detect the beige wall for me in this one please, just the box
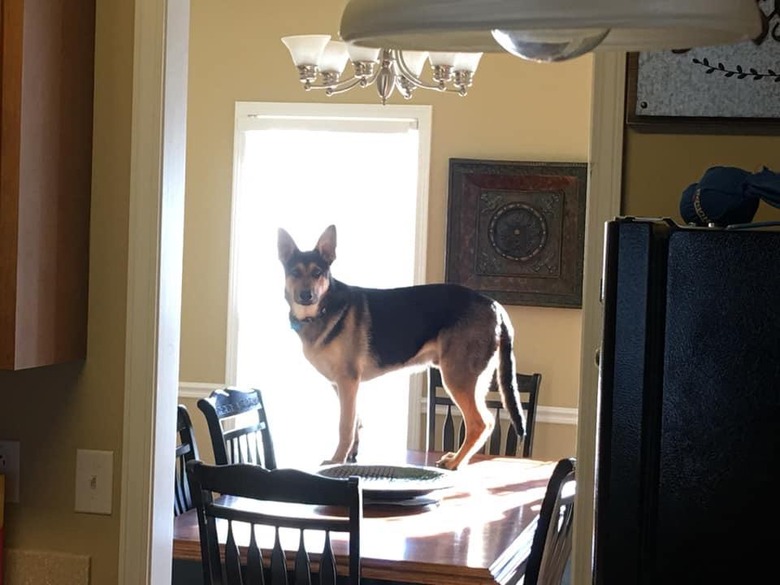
[180,0,592,463]
[0,1,134,583]
[624,130,780,219]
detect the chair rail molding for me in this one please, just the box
[178,381,226,400]
[181,383,579,426]
[427,399,578,426]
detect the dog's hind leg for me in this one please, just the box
[435,369,494,470]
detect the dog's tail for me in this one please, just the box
[496,309,525,439]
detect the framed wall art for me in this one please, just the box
[445,159,587,309]
[626,0,780,133]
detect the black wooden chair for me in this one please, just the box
[197,387,277,469]
[175,405,200,516]
[426,367,542,458]
[187,460,362,585]
[524,457,576,585]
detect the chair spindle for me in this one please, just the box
[293,530,311,584]
[270,526,288,584]
[246,526,265,584]
[225,520,243,584]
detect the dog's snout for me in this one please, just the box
[298,289,313,303]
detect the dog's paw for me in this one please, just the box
[320,458,349,466]
[435,452,460,470]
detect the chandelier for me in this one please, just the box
[281,35,483,105]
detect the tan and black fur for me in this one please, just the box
[277,224,525,470]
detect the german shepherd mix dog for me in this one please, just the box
[277,225,525,470]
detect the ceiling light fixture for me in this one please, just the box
[281,35,483,105]
[339,0,762,63]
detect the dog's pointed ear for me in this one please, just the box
[277,228,299,265]
[316,225,337,265]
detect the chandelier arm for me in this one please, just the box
[302,68,379,94]
[326,77,372,95]
[307,76,365,93]
[393,50,460,93]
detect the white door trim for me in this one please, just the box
[118,0,189,583]
[223,101,432,451]
[116,2,621,578]
[573,51,626,585]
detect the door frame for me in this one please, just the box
[118,0,189,583]
[117,2,625,579]
[573,51,626,585]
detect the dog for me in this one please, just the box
[277,224,525,470]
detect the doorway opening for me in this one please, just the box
[227,102,432,467]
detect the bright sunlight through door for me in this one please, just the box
[229,103,431,468]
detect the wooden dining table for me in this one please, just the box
[172,450,557,585]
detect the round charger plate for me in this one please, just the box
[316,463,454,501]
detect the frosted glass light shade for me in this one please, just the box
[454,52,483,72]
[340,0,762,57]
[319,40,351,73]
[399,50,429,76]
[427,52,458,67]
[281,35,331,66]
[346,42,382,63]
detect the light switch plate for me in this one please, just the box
[74,449,113,515]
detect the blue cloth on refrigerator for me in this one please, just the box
[679,165,780,226]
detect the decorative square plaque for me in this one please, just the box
[445,159,587,308]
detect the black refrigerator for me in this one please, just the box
[594,217,780,584]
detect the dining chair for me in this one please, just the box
[426,367,542,458]
[524,457,576,585]
[174,404,200,516]
[187,460,362,585]
[197,387,277,469]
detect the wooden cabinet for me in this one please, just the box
[0,0,95,370]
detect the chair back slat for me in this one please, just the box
[225,520,244,585]
[505,424,518,455]
[188,461,362,585]
[198,388,277,469]
[174,455,190,516]
[442,405,455,452]
[225,434,261,466]
[320,532,338,585]
[246,528,265,585]
[293,532,311,584]
[457,418,466,450]
[175,405,200,516]
[488,406,502,455]
[246,432,263,466]
[524,457,576,585]
[427,368,542,458]
[270,528,287,585]
[227,437,239,465]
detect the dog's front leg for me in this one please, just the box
[348,416,363,463]
[326,377,360,464]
